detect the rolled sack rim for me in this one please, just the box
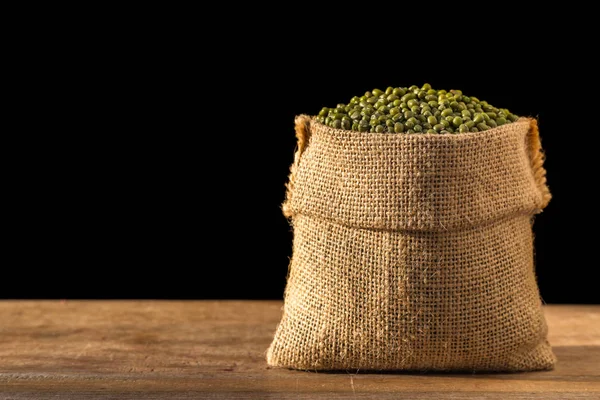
[284,116,550,232]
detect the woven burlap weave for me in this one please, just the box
[267,116,555,372]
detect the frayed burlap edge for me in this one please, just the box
[527,118,551,209]
[282,115,311,219]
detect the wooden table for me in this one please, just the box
[0,301,598,399]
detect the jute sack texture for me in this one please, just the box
[267,115,555,372]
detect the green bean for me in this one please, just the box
[441,109,453,117]
[433,124,445,132]
[473,114,485,124]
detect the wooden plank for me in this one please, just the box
[0,301,598,399]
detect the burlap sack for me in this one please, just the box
[267,115,556,372]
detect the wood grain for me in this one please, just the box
[0,301,598,399]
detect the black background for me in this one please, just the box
[6,17,598,303]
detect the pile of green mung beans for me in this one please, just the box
[315,83,519,134]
